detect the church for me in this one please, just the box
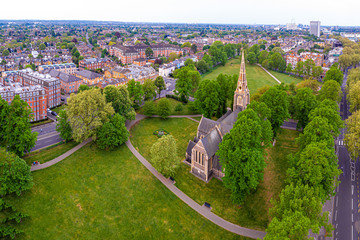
[185,52,250,182]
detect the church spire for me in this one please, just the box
[233,51,250,111]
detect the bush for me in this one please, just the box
[187,101,198,112]
[174,103,184,112]
[166,94,188,103]
[143,101,156,116]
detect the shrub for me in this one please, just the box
[174,103,184,112]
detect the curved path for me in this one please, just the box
[126,114,266,239]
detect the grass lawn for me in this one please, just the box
[201,58,279,94]
[51,104,67,113]
[23,141,79,165]
[191,116,202,121]
[11,143,246,240]
[267,70,303,85]
[137,98,200,116]
[130,117,300,230]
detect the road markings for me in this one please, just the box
[353,185,354,195]
[335,210,338,221]
[352,198,354,210]
[336,196,339,207]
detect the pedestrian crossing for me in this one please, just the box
[338,140,345,146]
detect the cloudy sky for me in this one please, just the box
[2,0,358,26]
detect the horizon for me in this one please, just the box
[3,0,360,27]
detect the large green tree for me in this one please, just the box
[318,80,342,103]
[292,87,318,130]
[150,135,179,177]
[157,98,171,119]
[96,114,129,150]
[260,86,289,137]
[2,95,37,157]
[56,109,72,142]
[67,88,114,142]
[345,110,360,160]
[142,79,157,101]
[324,64,344,85]
[127,79,144,109]
[174,66,200,102]
[154,76,166,98]
[104,85,135,120]
[217,109,270,204]
[194,79,220,118]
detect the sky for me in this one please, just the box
[2,0,359,26]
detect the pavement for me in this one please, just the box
[256,64,281,84]
[30,138,92,171]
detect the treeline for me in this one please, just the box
[345,68,360,161]
[263,83,343,239]
[196,41,241,74]
[0,96,37,238]
[337,37,360,69]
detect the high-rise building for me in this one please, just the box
[310,21,321,37]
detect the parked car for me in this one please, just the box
[51,111,57,116]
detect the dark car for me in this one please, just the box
[51,111,57,116]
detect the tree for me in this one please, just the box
[38,43,46,51]
[67,88,114,142]
[168,52,178,62]
[324,64,344,85]
[104,85,135,120]
[174,66,200,102]
[191,44,197,53]
[303,59,315,77]
[348,81,360,112]
[339,54,353,69]
[318,80,342,103]
[0,150,33,196]
[258,50,269,64]
[154,76,166,98]
[2,95,37,157]
[296,79,320,93]
[294,61,304,77]
[312,66,323,79]
[0,97,9,144]
[202,54,213,68]
[217,109,269,204]
[292,87,318,130]
[297,116,334,151]
[345,110,360,160]
[194,79,220,118]
[308,99,343,137]
[157,98,171,119]
[265,183,331,240]
[247,52,257,64]
[196,59,209,74]
[287,142,341,201]
[269,52,286,72]
[143,101,156,116]
[286,63,293,73]
[96,114,129,150]
[260,86,289,137]
[184,58,194,67]
[181,42,191,48]
[142,79,157,101]
[145,47,153,58]
[78,84,91,92]
[56,109,72,142]
[150,135,179,177]
[127,79,144,109]
[2,49,9,57]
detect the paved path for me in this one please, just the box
[126,115,266,239]
[30,138,92,172]
[256,64,281,84]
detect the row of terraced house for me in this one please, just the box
[109,43,183,64]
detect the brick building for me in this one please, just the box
[109,43,182,65]
[42,69,83,94]
[74,70,104,86]
[38,63,77,75]
[79,58,108,70]
[16,69,61,108]
[0,80,47,121]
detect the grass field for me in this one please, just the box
[23,141,79,165]
[11,142,246,240]
[201,58,303,94]
[267,70,303,85]
[51,104,67,114]
[137,98,200,116]
[130,117,300,230]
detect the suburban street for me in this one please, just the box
[333,69,359,240]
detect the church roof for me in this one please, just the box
[198,117,218,135]
[201,128,222,157]
[186,140,197,156]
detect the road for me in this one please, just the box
[333,68,359,240]
[31,113,62,152]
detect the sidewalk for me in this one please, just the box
[256,64,281,84]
